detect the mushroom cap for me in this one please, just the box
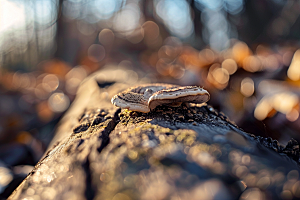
[111,84,178,113]
[111,84,210,113]
[111,92,150,113]
[148,86,209,110]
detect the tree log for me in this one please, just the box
[9,68,300,200]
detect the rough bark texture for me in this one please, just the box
[8,68,300,200]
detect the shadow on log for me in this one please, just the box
[9,68,300,200]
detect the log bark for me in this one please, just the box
[9,68,300,200]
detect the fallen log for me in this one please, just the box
[9,68,300,200]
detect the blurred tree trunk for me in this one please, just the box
[8,68,300,200]
[54,0,81,65]
[54,0,64,59]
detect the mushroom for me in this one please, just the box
[111,91,150,113]
[148,86,210,110]
[111,84,210,113]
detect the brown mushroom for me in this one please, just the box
[111,84,210,113]
[148,86,210,110]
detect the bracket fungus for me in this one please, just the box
[111,84,210,113]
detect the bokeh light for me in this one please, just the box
[42,74,59,93]
[221,59,237,75]
[241,78,254,97]
[99,29,115,46]
[48,92,70,113]
[113,3,141,36]
[92,0,123,20]
[155,0,194,39]
[254,92,299,121]
[88,44,106,62]
[287,49,300,81]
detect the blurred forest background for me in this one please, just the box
[1,0,300,198]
